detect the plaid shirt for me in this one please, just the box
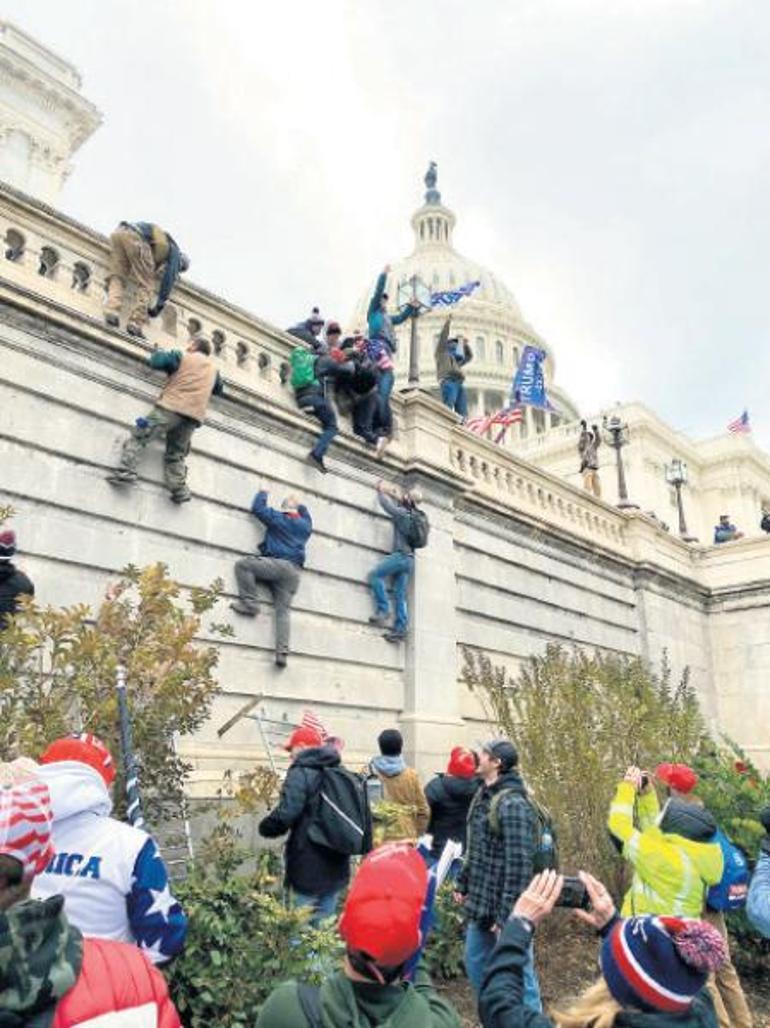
[457,771,536,929]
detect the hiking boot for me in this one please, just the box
[170,489,191,504]
[106,470,137,485]
[104,313,120,328]
[126,323,146,339]
[307,452,328,474]
[275,652,288,669]
[384,630,407,643]
[368,615,389,628]
[230,600,259,617]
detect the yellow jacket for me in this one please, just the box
[608,781,723,917]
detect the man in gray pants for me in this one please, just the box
[231,489,312,668]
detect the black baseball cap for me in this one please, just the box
[481,738,518,771]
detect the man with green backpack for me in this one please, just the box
[289,344,354,473]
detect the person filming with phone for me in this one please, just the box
[479,869,728,1028]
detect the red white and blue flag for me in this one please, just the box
[727,410,751,435]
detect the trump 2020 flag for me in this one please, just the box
[430,280,481,308]
[510,345,553,410]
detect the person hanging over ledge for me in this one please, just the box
[231,488,313,668]
[104,221,190,338]
[435,314,473,418]
[714,514,744,544]
[107,338,223,504]
[368,480,429,643]
[290,344,354,473]
[0,529,34,630]
[578,420,602,498]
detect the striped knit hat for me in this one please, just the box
[0,759,55,881]
[601,916,727,1013]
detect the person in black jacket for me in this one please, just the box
[425,747,479,872]
[479,870,726,1028]
[259,726,354,925]
[337,340,381,446]
[0,530,34,629]
[293,349,355,473]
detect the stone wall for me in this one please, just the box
[1,184,768,790]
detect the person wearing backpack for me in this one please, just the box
[424,746,480,873]
[655,763,753,1028]
[259,725,368,925]
[290,345,354,473]
[368,480,429,643]
[748,806,770,937]
[256,842,461,1028]
[454,739,542,1009]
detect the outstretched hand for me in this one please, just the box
[511,870,563,927]
[573,871,616,931]
[624,766,643,791]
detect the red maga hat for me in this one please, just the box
[447,746,476,779]
[655,763,698,795]
[283,726,324,751]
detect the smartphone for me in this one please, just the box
[640,773,650,790]
[556,876,591,910]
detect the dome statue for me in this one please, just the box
[348,167,579,444]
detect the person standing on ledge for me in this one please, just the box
[104,221,189,338]
[107,338,223,504]
[578,419,602,498]
[714,514,744,544]
[0,529,34,630]
[366,264,422,453]
[231,488,313,668]
[368,480,429,643]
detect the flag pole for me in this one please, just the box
[116,664,146,830]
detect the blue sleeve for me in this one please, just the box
[479,919,550,1028]
[126,837,187,964]
[250,490,284,528]
[377,492,401,518]
[390,305,416,327]
[148,350,182,374]
[748,852,770,938]
[367,272,387,319]
[297,506,313,532]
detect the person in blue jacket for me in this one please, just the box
[366,264,422,448]
[748,807,770,937]
[231,489,313,667]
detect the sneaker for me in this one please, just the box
[230,601,259,617]
[275,653,288,669]
[170,489,191,504]
[126,323,146,339]
[384,630,407,643]
[375,436,390,459]
[368,615,389,628]
[106,470,137,485]
[104,313,120,328]
[307,452,327,474]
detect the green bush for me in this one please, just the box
[424,882,465,979]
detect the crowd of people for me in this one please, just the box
[2,720,770,1026]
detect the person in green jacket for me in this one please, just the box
[608,766,723,918]
[256,843,460,1028]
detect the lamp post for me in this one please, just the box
[602,414,637,509]
[666,458,698,542]
[398,274,431,388]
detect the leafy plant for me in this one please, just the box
[424,882,466,979]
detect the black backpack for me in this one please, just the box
[406,509,430,550]
[307,766,372,856]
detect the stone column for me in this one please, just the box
[397,390,472,776]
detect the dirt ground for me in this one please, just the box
[440,916,770,1028]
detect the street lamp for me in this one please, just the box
[666,458,698,542]
[397,274,431,388]
[602,414,638,509]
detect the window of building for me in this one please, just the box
[475,337,486,361]
[533,409,546,434]
[495,340,504,365]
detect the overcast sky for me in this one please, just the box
[6,0,770,443]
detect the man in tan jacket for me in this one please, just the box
[107,338,222,503]
[370,729,429,842]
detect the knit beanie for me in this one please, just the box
[656,763,699,794]
[0,530,16,561]
[601,916,727,1013]
[447,746,476,779]
[39,732,116,786]
[0,759,55,881]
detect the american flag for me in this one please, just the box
[300,708,328,739]
[727,410,751,435]
[465,406,523,436]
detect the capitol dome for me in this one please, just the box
[349,166,579,441]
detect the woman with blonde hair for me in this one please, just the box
[479,870,727,1028]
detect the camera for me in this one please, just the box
[556,876,591,910]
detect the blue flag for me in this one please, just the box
[430,280,481,308]
[510,345,553,410]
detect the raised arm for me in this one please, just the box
[250,490,284,528]
[367,269,388,320]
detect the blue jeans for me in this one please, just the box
[292,888,341,926]
[377,369,394,437]
[465,921,542,1010]
[369,551,414,634]
[300,394,337,459]
[440,378,468,418]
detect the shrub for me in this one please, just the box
[424,882,466,979]
[462,644,707,892]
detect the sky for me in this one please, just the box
[5,0,770,444]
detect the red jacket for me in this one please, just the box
[51,937,180,1028]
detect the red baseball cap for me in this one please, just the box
[283,726,324,751]
[40,733,116,786]
[656,763,698,795]
[447,746,476,779]
[339,843,427,967]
